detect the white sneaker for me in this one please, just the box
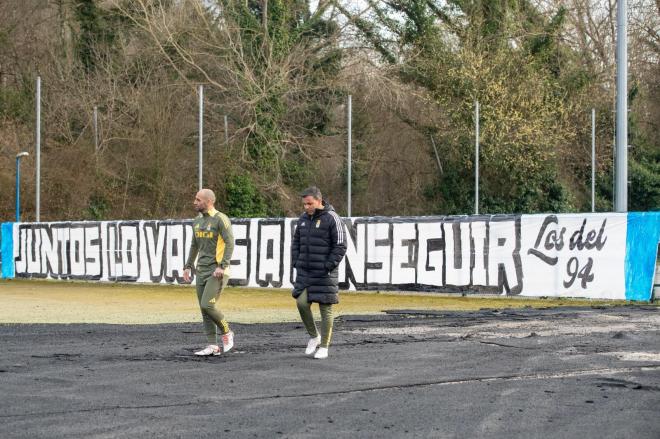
[221,331,234,353]
[194,345,221,356]
[305,336,321,355]
[314,347,328,359]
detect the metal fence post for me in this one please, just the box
[475,100,480,215]
[35,76,41,221]
[591,108,596,212]
[347,95,352,217]
[198,85,204,191]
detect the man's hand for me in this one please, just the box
[213,266,225,279]
[183,268,192,283]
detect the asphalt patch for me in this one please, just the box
[0,307,659,438]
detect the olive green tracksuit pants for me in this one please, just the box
[296,289,335,348]
[196,273,230,344]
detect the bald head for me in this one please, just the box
[198,188,216,203]
[194,188,216,213]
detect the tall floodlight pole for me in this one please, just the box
[615,0,628,212]
[198,85,203,191]
[16,152,29,222]
[612,105,616,209]
[591,108,596,212]
[35,76,41,222]
[347,95,352,218]
[475,100,480,215]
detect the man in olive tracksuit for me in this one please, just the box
[184,188,235,356]
[291,187,347,359]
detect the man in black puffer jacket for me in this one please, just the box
[292,186,347,359]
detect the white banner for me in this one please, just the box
[3,212,658,300]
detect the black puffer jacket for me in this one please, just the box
[291,202,347,304]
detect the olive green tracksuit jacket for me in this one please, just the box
[184,208,234,280]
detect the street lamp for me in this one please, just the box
[15,152,29,222]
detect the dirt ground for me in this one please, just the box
[0,279,638,324]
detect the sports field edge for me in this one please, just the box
[0,278,654,325]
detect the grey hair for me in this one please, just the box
[300,186,322,200]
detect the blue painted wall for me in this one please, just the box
[1,223,14,279]
[625,212,660,301]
